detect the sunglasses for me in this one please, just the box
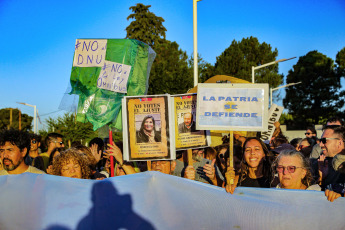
[319,137,340,144]
[276,165,303,173]
[305,132,312,135]
[31,140,37,144]
[52,141,64,145]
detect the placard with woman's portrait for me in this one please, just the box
[122,95,175,161]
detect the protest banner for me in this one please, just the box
[122,95,174,161]
[62,39,156,131]
[196,83,269,131]
[171,94,211,150]
[260,104,284,142]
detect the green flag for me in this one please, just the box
[69,39,156,130]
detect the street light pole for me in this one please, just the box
[193,0,202,87]
[270,82,302,106]
[17,102,37,134]
[252,57,296,83]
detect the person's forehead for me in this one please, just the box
[245,139,261,147]
[0,142,20,150]
[278,155,301,165]
[322,129,335,137]
[185,113,192,118]
[306,129,313,133]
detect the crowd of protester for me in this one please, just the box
[1,116,345,203]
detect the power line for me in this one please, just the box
[40,110,63,117]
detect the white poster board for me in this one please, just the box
[196,83,269,131]
[260,104,284,142]
[73,39,107,67]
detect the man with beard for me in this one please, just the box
[0,129,45,175]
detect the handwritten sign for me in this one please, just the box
[97,60,131,93]
[122,95,175,161]
[73,39,107,67]
[196,83,269,131]
[260,104,284,141]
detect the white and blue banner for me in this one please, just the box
[0,172,344,230]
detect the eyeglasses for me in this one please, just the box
[305,132,312,135]
[52,141,64,145]
[319,137,340,144]
[31,140,37,144]
[276,165,303,173]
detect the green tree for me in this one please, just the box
[188,54,215,83]
[336,47,345,77]
[126,4,193,94]
[0,108,33,132]
[148,40,192,94]
[45,113,98,146]
[214,36,283,89]
[283,51,345,127]
[126,3,166,48]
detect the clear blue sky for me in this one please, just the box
[1,0,344,131]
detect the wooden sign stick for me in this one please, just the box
[147,161,152,171]
[187,149,193,166]
[225,131,235,185]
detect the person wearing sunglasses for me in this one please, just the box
[313,125,345,190]
[24,133,42,166]
[305,126,317,138]
[273,149,320,191]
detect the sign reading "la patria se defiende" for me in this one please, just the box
[196,83,269,131]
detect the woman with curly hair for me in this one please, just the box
[52,148,91,179]
[273,149,320,190]
[226,137,272,194]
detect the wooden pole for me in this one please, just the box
[225,131,235,185]
[187,149,193,166]
[9,108,13,129]
[147,161,151,171]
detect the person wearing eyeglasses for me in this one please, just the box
[36,132,65,172]
[313,125,345,190]
[273,149,320,191]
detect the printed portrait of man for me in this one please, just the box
[178,112,196,134]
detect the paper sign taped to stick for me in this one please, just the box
[122,95,175,161]
[171,94,211,150]
[97,60,132,93]
[73,39,107,67]
[196,83,269,131]
[260,104,284,142]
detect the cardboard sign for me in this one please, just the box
[196,83,269,131]
[122,95,175,161]
[171,94,210,150]
[73,39,107,67]
[260,104,284,141]
[97,60,131,93]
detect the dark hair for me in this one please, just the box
[326,116,344,126]
[306,126,316,134]
[323,125,345,141]
[45,132,64,146]
[290,138,302,148]
[48,147,64,167]
[89,138,104,152]
[29,133,41,143]
[140,116,156,132]
[272,149,314,187]
[0,129,30,153]
[271,134,289,148]
[239,137,272,185]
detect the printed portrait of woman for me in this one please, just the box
[136,115,162,143]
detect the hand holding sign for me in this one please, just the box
[203,159,216,181]
[184,165,196,180]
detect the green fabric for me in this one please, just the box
[69,39,155,130]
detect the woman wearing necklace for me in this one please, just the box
[136,115,161,143]
[226,137,272,194]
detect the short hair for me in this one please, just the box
[326,116,344,126]
[0,129,30,152]
[29,133,41,143]
[271,134,289,148]
[306,126,316,134]
[52,148,91,179]
[323,125,345,141]
[184,112,193,120]
[48,147,64,167]
[273,149,314,187]
[290,138,302,148]
[45,133,64,146]
[89,137,104,152]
